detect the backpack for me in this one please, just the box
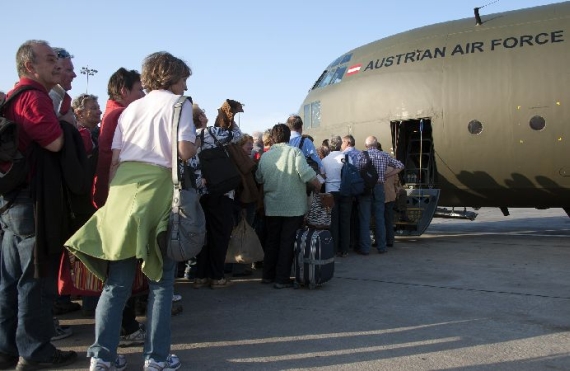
[198,127,241,195]
[0,85,36,197]
[360,151,379,194]
[339,154,364,197]
[297,136,320,174]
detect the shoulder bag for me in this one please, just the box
[167,96,207,262]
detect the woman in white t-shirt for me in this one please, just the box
[66,52,197,371]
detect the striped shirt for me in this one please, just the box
[356,148,404,183]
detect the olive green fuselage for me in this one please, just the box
[300,2,570,208]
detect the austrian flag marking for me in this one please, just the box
[346,64,362,76]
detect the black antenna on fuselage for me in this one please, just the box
[474,0,500,26]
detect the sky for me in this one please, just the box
[0,0,564,135]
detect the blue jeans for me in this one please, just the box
[384,201,395,245]
[358,184,386,253]
[0,192,57,361]
[87,256,176,363]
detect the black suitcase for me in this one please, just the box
[293,228,334,289]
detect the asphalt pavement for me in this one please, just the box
[55,208,570,370]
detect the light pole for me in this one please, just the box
[80,66,98,93]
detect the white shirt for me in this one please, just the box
[321,150,345,193]
[112,90,196,168]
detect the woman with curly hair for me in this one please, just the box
[66,51,197,371]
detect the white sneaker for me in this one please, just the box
[89,355,127,371]
[119,323,146,347]
[143,354,181,371]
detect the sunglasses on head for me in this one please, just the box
[56,49,73,59]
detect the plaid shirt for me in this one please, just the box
[357,148,404,183]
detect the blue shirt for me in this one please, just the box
[289,131,323,171]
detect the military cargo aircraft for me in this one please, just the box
[299,2,570,235]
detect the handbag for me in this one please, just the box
[166,96,207,262]
[226,212,264,264]
[306,193,334,229]
[57,250,148,296]
[198,128,241,195]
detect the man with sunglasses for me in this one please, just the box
[49,48,76,126]
[49,47,84,325]
[0,40,78,370]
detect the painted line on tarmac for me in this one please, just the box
[337,277,570,300]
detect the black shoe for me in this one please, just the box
[274,281,294,289]
[171,303,183,316]
[387,243,394,247]
[52,301,81,315]
[16,350,77,371]
[356,250,369,256]
[261,278,274,284]
[0,352,18,370]
[378,249,387,254]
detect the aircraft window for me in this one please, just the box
[468,120,483,135]
[529,115,546,131]
[311,70,328,90]
[303,104,311,130]
[340,53,352,64]
[330,66,347,85]
[318,70,335,88]
[311,101,321,128]
[302,101,321,129]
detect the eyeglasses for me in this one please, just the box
[55,48,73,59]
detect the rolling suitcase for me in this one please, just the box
[293,228,334,289]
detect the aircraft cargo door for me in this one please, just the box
[391,119,440,236]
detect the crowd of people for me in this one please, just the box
[0,39,408,371]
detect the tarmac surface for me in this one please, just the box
[54,208,570,370]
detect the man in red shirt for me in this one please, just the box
[0,40,77,370]
[92,67,144,208]
[71,94,102,157]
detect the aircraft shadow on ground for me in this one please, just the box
[438,171,567,208]
[426,215,570,235]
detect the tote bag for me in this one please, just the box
[226,215,264,264]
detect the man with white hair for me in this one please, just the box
[356,136,404,255]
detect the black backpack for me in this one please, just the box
[198,127,241,195]
[0,85,36,197]
[360,151,379,194]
